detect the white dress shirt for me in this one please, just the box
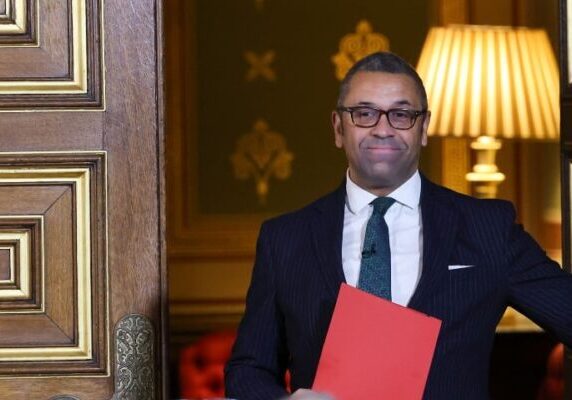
[342,171,423,306]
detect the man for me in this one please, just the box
[225,52,572,399]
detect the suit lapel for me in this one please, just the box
[310,183,346,299]
[408,177,459,310]
[308,177,459,306]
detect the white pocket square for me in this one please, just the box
[448,264,476,270]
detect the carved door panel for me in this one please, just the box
[0,1,166,399]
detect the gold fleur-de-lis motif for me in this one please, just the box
[230,119,294,205]
[332,20,390,81]
[244,50,277,82]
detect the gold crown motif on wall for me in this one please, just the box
[230,119,294,205]
[332,20,390,81]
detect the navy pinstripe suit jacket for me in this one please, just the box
[225,177,572,399]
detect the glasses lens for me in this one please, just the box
[351,107,380,127]
[388,109,416,129]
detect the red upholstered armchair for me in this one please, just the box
[178,330,237,399]
[179,330,291,399]
[537,343,564,400]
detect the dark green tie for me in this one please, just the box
[357,197,395,300]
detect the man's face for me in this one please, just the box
[332,71,430,195]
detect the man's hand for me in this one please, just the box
[288,389,335,400]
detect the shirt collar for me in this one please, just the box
[345,170,421,215]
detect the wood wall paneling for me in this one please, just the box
[166,0,263,335]
[166,0,432,342]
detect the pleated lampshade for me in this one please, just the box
[416,25,559,140]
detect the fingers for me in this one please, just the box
[288,388,335,400]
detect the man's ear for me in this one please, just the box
[332,110,343,148]
[421,110,431,147]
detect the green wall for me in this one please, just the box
[195,0,430,214]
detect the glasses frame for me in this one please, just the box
[337,106,427,130]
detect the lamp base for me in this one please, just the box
[466,172,505,198]
[465,135,505,199]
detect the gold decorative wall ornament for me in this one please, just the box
[113,314,155,400]
[231,119,294,204]
[332,20,390,81]
[244,50,276,82]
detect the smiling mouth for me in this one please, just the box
[363,146,404,161]
[366,146,402,151]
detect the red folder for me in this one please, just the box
[312,284,442,400]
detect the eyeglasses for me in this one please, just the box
[337,106,427,130]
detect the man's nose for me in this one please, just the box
[371,112,393,136]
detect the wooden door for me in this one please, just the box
[0,0,166,398]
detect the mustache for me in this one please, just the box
[361,136,407,149]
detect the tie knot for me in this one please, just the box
[371,197,395,216]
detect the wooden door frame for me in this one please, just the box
[560,0,572,397]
